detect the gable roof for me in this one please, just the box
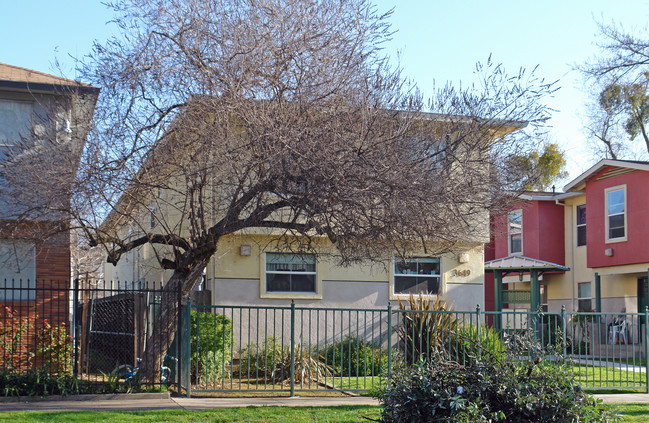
[563,159,649,192]
[484,255,569,272]
[0,63,98,95]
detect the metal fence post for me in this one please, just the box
[176,284,182,397]
[387,302,392,380]
[185,298,192,398]
[645,307,649,394]
[561,305,567,357]
[290,300,295,397]
[72,278,79,377]
[476,304,481,359]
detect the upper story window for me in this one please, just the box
[0,240,36,301]
[393,257,441,296]
[508,210,523,255]
[0,100,33,148]
[576,204,586,247]
[605,186,626,242]
[265,253,316,293]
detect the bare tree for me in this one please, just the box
[73,0,553,380]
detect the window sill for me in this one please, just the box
[389,292,439,301]
[605,237,627,244]
[260,291,322,300]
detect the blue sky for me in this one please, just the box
[2,1,649,186]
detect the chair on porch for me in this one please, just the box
[608,318,627,344]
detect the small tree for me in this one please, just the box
[582,20,649,159]
[506,142,568,191]
[69,0,553,381]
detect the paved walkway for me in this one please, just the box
[0,393,648,412]
[0,394,379,412]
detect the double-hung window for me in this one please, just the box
[393,257,441,295]
[508,210,523,255]
[265,253,316,293]
[576,204,586,247]
[0,240,36,301]
[605,186,626,242]
[0,99,33,160]
[578,282,592,312]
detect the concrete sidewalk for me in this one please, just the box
[0,394,379,412]
[0,393,648,412]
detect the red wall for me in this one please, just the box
[586,168,649,268]
[491,200,565,265]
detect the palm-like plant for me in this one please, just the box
[397,293,462,364]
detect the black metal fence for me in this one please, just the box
[0,280,182,391]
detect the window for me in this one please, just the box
[0,100,33,147]
[578,282,592,312]
[0,240,36,301]
[605,186,626,241]
[508,210,523,255]
[266,253,316,293]
[393,257,441,295]
[150,201,156,229]
[576,204,586,247]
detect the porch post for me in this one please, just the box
[595,272,601,313]
[494,270,503,331]
[530,269,540,339]
[530,269,540,313]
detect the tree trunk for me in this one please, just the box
[139,257,210,383]
[639,120,649,156]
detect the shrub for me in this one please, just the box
[322,336,387,377]
[0,307,73,373]
[376,335,615,423]
[451,324,503,365]
[542,313,590,355]
[190,311,232,384]
[36,320,73,374]
[397,294,462,364]
[240,337,333,385]
[0,307,35,370]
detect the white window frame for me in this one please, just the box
[391,256,442,298]
[576,204,586,247]
[508,209,523,255]
[261,252,320,299]
[577,281,592,312]
[0,240,36,301]
[605,185,627,243]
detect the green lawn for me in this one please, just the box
[2,403,648,422]
[0,405,381,422]
[572,365,647,389]
[609,403,649,422]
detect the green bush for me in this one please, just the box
[322,336,387,377]
[0,368,166,397]
[239,337,284,379]
[542,314,590,355]
[190,311,232,384]
[451,324,503,365]
[376,336,615,422]
[240,337,333,384]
